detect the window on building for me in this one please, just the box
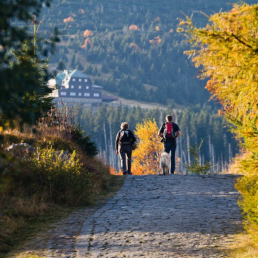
[78,93,82,96]
[84,79,88,82]
[84,93,90,97]
[60,92,67,96]
[94,93,100,97]
[71,85,74,89]
[86,86,89,89]
[72,78,75,82]
[79,79,81,82]
[79,85,81,89]
[70,92,76,96]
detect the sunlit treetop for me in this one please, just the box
[178,3,258,152]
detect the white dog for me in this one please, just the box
[160,152,170,175]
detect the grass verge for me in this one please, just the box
[226,233,258,258]
[1,175,125,258]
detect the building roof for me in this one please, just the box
[56,72,67,86]
[55,70,91,86]
[69,70,91,79]
[92,84,103,89]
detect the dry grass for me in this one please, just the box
[8,195,49,217]
[226,233,258,258]
[225,152,250,175]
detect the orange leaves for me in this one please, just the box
[149,36,162,45]
[129,43,140,51]
[63,17,74,23]
[129,25,140,31]
[110,166,122,175]
[79,9,85,14]
[181,2,258,157]
[169,29,174,33]
[154,17,161,22]
[83,29,93,37]
[81,38,93,49]
[132,119,163,175]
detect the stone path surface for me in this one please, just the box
[76,174,242,258]
[14,174,242,258]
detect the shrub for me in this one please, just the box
[5,147,108,205]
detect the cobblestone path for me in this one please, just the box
[76,174,242,258]
[14,174,242,258]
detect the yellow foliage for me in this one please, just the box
[81,38,93,49]
[155,26,160,31]
[129,25,140,31]
[132,119,163,175]
[180,3,258,241]
[180,3,258,153]
[129,43,140,51]
[149,36,162,45]
[63,17,74,23]
[83,29,93,37]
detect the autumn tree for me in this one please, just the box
[132,119,163,175]
[178,3,258,241]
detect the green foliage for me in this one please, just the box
[0,0,58,128]
[39,0,258,106]
[10,41,54,121]
[183,139,214,175]
[71,127,98,157]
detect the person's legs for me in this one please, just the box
[119,145,127,175]
[124,145,132,174]
[170,145,176,174]
[163,142,170,154]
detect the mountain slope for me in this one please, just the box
[40,0,257,106]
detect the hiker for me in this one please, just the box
[115,122,136,175]
[158,115,181,174]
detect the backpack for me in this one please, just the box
[164,122,174,140]
[119,130,131,143]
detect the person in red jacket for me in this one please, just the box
[158,115,181,174]
[115,122,136,175]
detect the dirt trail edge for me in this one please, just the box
[75,174,242,258]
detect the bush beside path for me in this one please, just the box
[12,174,242,258]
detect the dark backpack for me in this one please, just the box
[119,130,131,143]
[164,122,174,140]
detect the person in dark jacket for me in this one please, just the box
[115,122,136,175]
[158,115,181,174]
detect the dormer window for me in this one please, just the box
[84,79,88,82]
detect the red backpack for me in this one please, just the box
[164,122,174,139]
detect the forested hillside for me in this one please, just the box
[39,0,257,106]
